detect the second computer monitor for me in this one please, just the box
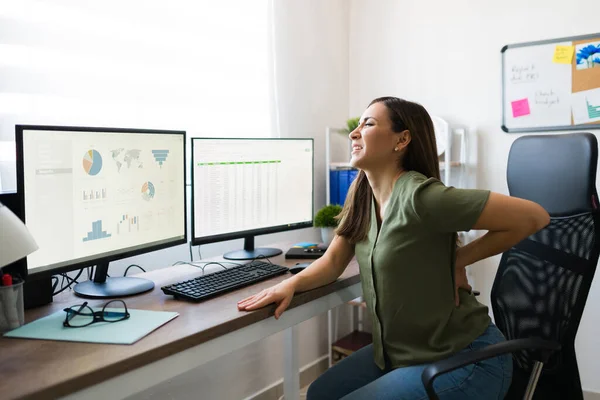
[191,138,314,260]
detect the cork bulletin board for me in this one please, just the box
[502,32,600,133]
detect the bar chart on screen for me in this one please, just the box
[152,150,170,167]
[82,188,107,201]
[82,220,112,242]
[117,214,140,234]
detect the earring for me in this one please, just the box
[394,147,398,152]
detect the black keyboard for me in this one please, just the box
[161,260,289,302]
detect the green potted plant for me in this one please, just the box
[314,204,343,245]
[345,117,360,133]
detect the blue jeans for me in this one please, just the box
[307,323,512,400]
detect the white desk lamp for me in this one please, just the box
[0,201,38,269]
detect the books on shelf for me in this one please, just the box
[329,167,358,206]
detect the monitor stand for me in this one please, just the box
[73,261,155,298]
[223,236,282,261]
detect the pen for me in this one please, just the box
[1,273,20,329]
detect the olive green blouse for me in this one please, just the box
[354,170,491,369]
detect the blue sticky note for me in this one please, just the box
[292,242,318,248]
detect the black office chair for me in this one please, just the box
[422,132,600,400]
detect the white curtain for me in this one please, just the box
[0,0,274,190]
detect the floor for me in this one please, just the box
[277,384,309,400]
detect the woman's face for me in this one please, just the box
[349,102,404,171]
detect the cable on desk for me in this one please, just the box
[51,275,59,293]
[59,271,80,288]
[224,261,244,266]
[195,260,244,267]
[188,260,254,275]
[53,268,84,296]
[191,257,279,275]
[189,261,229,275]
[187,241,203,262]
[251,254,274,264]
[124,264,146,276]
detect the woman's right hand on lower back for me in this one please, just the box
[237,278,296,319]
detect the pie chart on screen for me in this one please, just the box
[83,150,103,176]
[141,181,155,201]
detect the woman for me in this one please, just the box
[237,97,549,399]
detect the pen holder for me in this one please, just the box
[0,280,25,334]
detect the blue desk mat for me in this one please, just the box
[3,307,178,344]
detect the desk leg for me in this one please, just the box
[283,325,300,400]
[327,309,333,367]
[358,305,363,332]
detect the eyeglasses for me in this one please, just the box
[63,300,130,328]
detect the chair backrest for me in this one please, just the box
[506,133,598,214]
[491,133,600,398]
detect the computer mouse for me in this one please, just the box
[289,262,311,274]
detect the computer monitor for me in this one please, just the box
[16,125,186,299]
[191,138,314,260]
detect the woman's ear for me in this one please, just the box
[395,130,411,151]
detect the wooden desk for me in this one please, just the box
[0,242,361,400]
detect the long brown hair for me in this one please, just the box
[336,97,440,243]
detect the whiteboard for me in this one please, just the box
[502,32,600,133]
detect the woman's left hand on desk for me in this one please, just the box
[237,279,296,319]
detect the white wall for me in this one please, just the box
[272,0,350,208]
[129,1,351,398]
[349,0,600,393]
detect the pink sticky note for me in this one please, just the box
[511,98,530,118]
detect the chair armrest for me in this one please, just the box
[421,338,560,400]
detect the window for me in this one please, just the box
[0,0,272,191]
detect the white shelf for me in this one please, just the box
[329,162,353,169]
[439,161,462,170]
[330,160,463,170]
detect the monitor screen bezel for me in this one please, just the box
[15,124,188,279]
[190,137,314,246]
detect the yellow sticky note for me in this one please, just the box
[553,45,575,64]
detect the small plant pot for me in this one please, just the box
[321,227,335,246]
